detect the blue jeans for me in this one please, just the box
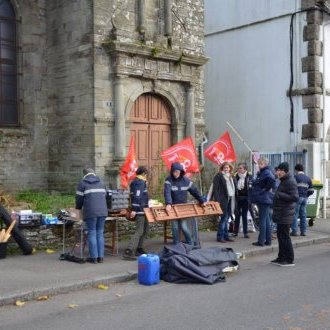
[217,198,232,241]
[257,203,272,245]
[171,219,192,245]
[291,197,307,234]
[85,216,106,259]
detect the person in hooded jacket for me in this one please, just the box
[271,162,299,266]
[164,162,205,245]
[122,166,149,260]
[75,167,108,264]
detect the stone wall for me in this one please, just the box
[46,0,95,190]
[0,0,49,192]
[1,0,206,193]
[94,0,207,185]
[301,0,324,140]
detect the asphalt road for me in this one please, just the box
[2,243,330,330]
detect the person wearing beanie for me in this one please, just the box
[271,162,299,266]
[122,166,149,260]
[290,164,314,236]
[75,166,108,264]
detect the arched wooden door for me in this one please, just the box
[130,93,172,194]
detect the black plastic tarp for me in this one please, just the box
[159,243,239,284]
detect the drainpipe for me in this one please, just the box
[322,20,330,219]
[199,134,208,167]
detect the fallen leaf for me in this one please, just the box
[46,249,55,254]
[97,284,108,290]
[37,295,49,301]
[15,300,26,307]
[68,304,79,308]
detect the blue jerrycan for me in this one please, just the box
[138,254,160,285]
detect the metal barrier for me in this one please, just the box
[251,151,307,176]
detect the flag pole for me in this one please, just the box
[226,122,253,153]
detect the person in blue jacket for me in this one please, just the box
[122,166,149,260]
[290,163,314,236]
[164,162,205,245]
[249,158,276,247]
[75,167,108,264]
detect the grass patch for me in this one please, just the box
[14,190,75,214]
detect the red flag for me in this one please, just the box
[204,131,237,165]
[120,136,138,188]
[160,137,200,174]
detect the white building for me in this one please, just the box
[204,0,330,207]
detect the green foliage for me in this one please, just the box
[14,190,75,214]
[150,165,167,204]
[151,47,160,57]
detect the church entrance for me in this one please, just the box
[130,93,172,195]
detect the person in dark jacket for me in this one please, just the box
[75,167,108,264]
[290,163,314,237]
[0,203,35,255]
[271,162,299,266]
[164,162,205,245]
[122,166,149,260]
[250,158,276,247]
[234,162,253,238]
[212,162,237,243]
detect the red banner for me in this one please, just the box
[120,136,138,188]
[204,131,237,165]
[160,137,200,174]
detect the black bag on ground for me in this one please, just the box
[0,203,34,255]
[159,243,238,284]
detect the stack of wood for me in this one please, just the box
[0,220,16,243]
[144,201,222,223]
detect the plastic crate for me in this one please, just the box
[17,213,42,227]
[106,189,129,211]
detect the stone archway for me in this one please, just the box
[130,93,172,195]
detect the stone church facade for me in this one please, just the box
[0,0,207,192]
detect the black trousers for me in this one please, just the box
[235,197,249,235]
[277,223,294,263]
[0,203,33,255]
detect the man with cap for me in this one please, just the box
[76,166,108,264]
[122,166,149,260]
[271,162,299,266]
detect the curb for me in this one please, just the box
[1,235,330,307]
[242,235,330,258]
[0,271,137,307]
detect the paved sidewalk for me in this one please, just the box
[1,219,330,306]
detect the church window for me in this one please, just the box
[0,0,17,126]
